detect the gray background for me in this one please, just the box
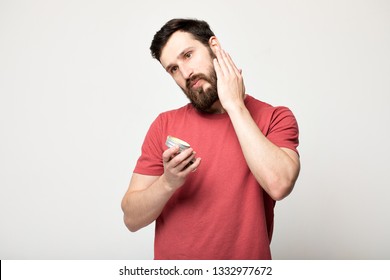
[1,0,389,259]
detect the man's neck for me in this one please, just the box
[207,100,226,114]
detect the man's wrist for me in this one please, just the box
[224,100,246,116]
[159,174,178,194]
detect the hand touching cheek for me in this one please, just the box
[213,48,246,113]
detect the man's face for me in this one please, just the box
[160,31,219,113]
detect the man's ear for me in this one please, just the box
[208,36,221,54]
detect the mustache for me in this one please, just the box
[186,74,210,90]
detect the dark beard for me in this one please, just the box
[182,68,219,113]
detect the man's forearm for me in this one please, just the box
[122,147,201,232]
[227,104,300,200]
[122,175,175,232]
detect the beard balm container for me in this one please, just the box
[165,135,191,152]
[165,135,195,166]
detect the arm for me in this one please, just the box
[225,106,300,200]
[213,48,300,200]
[121,146,201,232]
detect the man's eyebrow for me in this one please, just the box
[164,47,194,72]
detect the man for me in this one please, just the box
[121,18,300,259]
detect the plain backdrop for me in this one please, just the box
[1,0,389,259]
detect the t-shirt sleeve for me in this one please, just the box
[266,106,299,155]
[133,114,165,176]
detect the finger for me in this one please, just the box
[215,47,229,76]
[163,145,180,163]
[221,49,235,74]
[183,157,202,173]
[213,58,223,78]
[168,148,194,168]
[225,51,241,77]
[177,151,197,171]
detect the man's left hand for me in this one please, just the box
[213,47,246,112]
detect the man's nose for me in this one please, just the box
[181,65,193,80]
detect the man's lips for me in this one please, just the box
[190,78,201,88]
[187,74,209,90]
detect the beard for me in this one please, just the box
[181,67,219,113]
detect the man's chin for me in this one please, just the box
[191,96,219,113]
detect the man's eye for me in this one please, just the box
[185,52,192,58]
[170,66,178,74]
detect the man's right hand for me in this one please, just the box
[161,145,201,191]
[122,146,201,232]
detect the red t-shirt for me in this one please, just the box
[134,95,299,259]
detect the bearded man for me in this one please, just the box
[121,18,300,260]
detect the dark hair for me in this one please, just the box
[150,18,215,61]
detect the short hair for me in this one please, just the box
[150,18,215,61]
